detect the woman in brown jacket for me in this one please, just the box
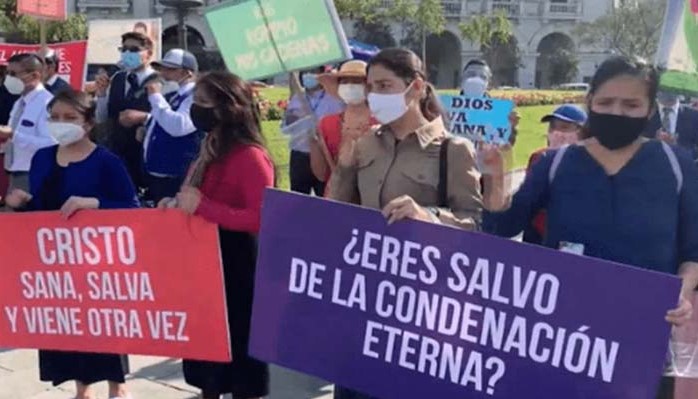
[330,48,483,399]
[330,47,483,231]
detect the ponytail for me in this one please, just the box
[420,83,445,121]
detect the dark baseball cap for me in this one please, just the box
[152,49,198,72]
[541,104,587,125]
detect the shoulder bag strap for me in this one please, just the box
[438,137,451,208]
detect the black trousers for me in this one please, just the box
[656,377,674,399]
[334,378,674,399]
[334,387,375,399]
[290,150,325,196]
[145,174,184,205]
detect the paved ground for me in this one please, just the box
[0,170,527,399]
[0,350,334,399]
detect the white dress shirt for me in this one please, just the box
[143,81,197,164]
[95,67,156,123]
[658,101,680,135]
[6,84,55,172]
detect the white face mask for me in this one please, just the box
[4,75,25,95]
[338,84,366,105]
[48,122,86,146]
[547,129,579,149]
[461,77,487,97]
[367,84,412,125]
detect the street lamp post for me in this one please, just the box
[159,0,205,51]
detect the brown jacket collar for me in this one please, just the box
[377,117,447,149]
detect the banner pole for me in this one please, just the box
[39,19,47,46]
[255,0,336,172]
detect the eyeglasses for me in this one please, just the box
[119,46,145,53]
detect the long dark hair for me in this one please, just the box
[581,56,659,138]
[188,71,268,187]
[367,48,444,121]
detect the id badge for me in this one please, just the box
[559,241,585,255]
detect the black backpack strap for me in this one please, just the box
[438,138,451,208]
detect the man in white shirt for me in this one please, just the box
[0,53,54,193]
[94,31,157,189]
[141,49,202,204]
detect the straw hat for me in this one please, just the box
[318,60,368,98]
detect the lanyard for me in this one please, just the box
[306,91,325,113]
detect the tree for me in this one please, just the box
[573,0,666,60]
[459,10,513,51]
[483,36,521,86]
[337,0,444,65]
[353,20,397,49]
[334,0,384,24]
[459,11,519,86]
[414,0,446,63]
[544,49,579,86]
[0,0,87,44]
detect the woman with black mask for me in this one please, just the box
[480,56,698,399]
[159,71,274,399]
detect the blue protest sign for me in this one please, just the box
[440,94,514,144]
[251,190,680,399]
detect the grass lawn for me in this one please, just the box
[260,87,556,190]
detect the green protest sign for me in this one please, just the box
[656,0,698,95]
[204,0,351,80]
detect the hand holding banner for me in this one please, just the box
[251,190,680,399]
[0,209,230,362]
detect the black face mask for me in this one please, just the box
[587,110,648,150]
[190,104,219,132]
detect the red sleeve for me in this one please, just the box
[195,146,274,234]
[527,149,546,172]
[318,115,332,141]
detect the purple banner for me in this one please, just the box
[251,189,681,399]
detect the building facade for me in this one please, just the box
[70,0,612,89]
[70,0,221,55]
[342,0,616,88]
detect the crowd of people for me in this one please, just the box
[0,27,697,399]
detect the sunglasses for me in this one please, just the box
[119,46,145,53]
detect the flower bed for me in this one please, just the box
[255,88,586,120]
[489,90,586,106]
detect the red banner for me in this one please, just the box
[0,41,87,90]
[17,0,67,20]
[0,209,231,362]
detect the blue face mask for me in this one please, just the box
[302,74,319,89]
[120,51,143,71]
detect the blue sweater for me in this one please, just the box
[28,145,139,211]
[483,141,698,275]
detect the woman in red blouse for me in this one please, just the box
[159,71,274,399]
[314,60,377,195]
